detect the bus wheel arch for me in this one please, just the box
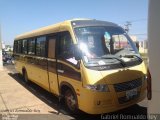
[60,82,79,113]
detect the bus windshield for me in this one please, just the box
[74,26,141,67]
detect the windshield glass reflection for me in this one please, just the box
[74,26,141,67]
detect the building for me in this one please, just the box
[139,40,148,54]
[2,41,13,52]
[129,35,148,54]
[2,41,5,49]
[5,45,13,52]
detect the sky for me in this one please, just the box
[0,0,148,45]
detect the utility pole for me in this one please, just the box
[0,24,3,69]
[124,21,132,33]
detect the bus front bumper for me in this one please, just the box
[78,87,147,114]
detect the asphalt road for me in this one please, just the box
[2,64,148,120]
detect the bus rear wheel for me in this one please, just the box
[64,89,78,113]
[23,70,29,83]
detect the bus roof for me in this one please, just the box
[15,18,118,40]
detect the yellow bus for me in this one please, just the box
[13,19,147,114]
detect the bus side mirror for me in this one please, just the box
[74,44,81,60]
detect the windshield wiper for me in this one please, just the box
[100,54,126,67]
[120,54,143,62]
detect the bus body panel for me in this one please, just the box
[78,85,146,114]
[47,59,59,95]
[48,71,59,95]
[77,60,147,114]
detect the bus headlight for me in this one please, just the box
[85,84,109,92]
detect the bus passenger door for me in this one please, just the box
[47,35,59,95]
[56,31,81,93]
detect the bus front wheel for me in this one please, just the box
[64,89,78,113]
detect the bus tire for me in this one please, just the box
[22,69,29,83]
[64,89,78,114]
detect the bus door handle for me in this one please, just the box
[57,69,64,74]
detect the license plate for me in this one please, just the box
[126,88,137,100]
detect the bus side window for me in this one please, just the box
[14,41,18,53]
[28,38,36,55]
[58,31,73,59]
[36,36,46,57]
[22,39,27,54]
[17,40,22,53]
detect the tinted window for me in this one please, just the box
[17,41,22,53]
[36,36,46,57]
[58,32,73,59]
[14,41,18,53]
[22,40,27,54]
[28,39,35,55]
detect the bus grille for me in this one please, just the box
[114,78,142,92]
[118,92,140,104]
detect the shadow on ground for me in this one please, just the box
[8,72,147,120]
